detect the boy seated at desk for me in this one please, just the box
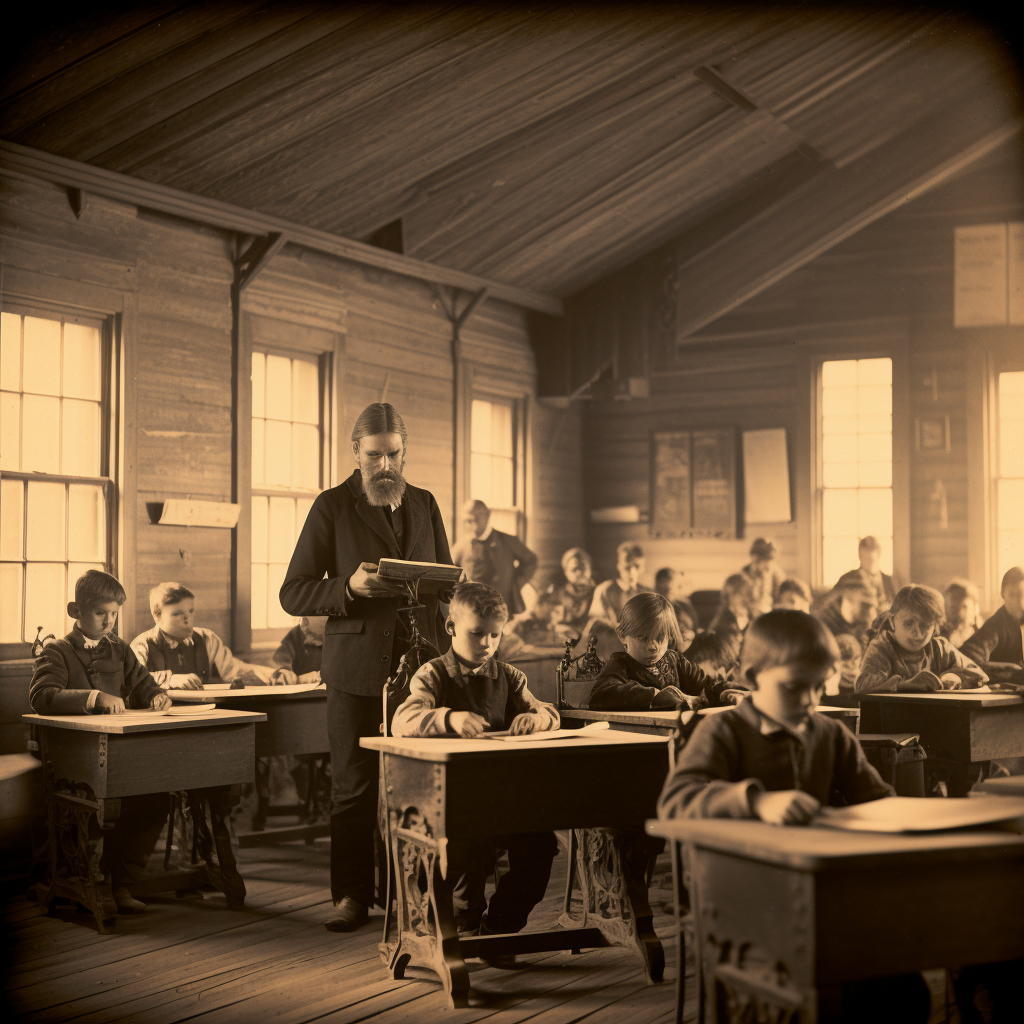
[28,570,172,915]
[503,591,575,653]
[272,615,327,683]
[658,610,933,1023]
[588,593,744,711]
[131,582,296,689]
[392,581,559,939]
[961,566,1024,688]
[855,584,988,695]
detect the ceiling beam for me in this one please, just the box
[674,96,1020,340]
[0,140,563,316]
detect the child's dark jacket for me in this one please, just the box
[392,648,559,736]
[588,649,727,710]
[29,628,163,715]
[657,697,892,819]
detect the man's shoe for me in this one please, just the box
[477,913,517,967]
[113,887,147,914]
[324,896,369,932]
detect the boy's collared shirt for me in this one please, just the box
[657,696,892,821]
[391,647,559,737]
[130,625,281,686]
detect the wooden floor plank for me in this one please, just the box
[8,842,696,1024]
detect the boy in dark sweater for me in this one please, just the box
[658,610,936,1024]
[29,570,171,914]
[588,592,742,711]
[392,582,558,940]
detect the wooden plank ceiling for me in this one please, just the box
[1,3,1020,299]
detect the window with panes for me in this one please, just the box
[250,349,326,640]
[1,308,114,650]
[996,370,1024,579]
[819,357,894,587]
[469,396,521,535]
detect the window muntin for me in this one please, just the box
[820,357,894,585]
[996,370,1024,579]
[250,349,324,634]
[0,310,111,644]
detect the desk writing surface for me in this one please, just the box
[23,710,266,733]
[980,776,1024,797]
[861,692,1022,707]
[646,817,1024,870]
[561,709,683,728]
[362,731,667,762]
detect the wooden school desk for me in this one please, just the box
[859,691,1024,796]
[561,705,860,737]
[647,817,1024,1024]
[362,731,670,1008]
[202,687,330,845]
[25,708,264,932]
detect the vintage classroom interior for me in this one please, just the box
[2,4,1024,1023]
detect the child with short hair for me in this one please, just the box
[272,615,327,683]
[742,537,786,615]
[672,598,698,653]
[835,535,895,613]
[939,579,982,650]
[543,547,595,636]
[29,570,171,914]
[684,630,733,682]
[708,573,756,666]
[392,582,558,938]
[589,542,650,628]
[961,566,1024,669]
[657,610,929,1024]
[855,585,988,694]
[131,582,296,688]
[775,577,812,614]
[506,591,575,650]
[588,593,741,711]
[654,566,688,603]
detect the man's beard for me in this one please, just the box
[362,466,407,507]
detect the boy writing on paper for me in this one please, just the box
[28,570,171,914]
[392,581,558,940]
[657,610,932,1023]
[131,582,296,689]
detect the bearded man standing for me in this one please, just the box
[280,403,453,932]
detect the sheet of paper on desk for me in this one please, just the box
[485,722,612,742]
[815,795,1024,833]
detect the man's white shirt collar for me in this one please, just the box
[478,525,493,541]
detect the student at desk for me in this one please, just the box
[392,582,558,941]
[855,585,988,695]
[28,570,171,915]
[131,582,296,688]
[961,566,1024,677]
[588,593,742,711]
[657,610,929,1023]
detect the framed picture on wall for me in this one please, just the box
[915,415,951,452]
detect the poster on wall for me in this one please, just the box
[650,431,691,537]
[954,223,1007,327]
[742,429,792,523]
[650,429,736,538]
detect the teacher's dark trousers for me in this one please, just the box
[326,687,383,907]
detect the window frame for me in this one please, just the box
[463,384,528,542]
[235,307,340,655]
[1,300,120,659]
[807,338,910,592]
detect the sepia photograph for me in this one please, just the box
[1,2,1023,1021]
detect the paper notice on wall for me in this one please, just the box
[954,224,1007,327]
[1009,222,1024,325]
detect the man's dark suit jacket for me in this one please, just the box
[451,528,538,615]
[279,470,453,697]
